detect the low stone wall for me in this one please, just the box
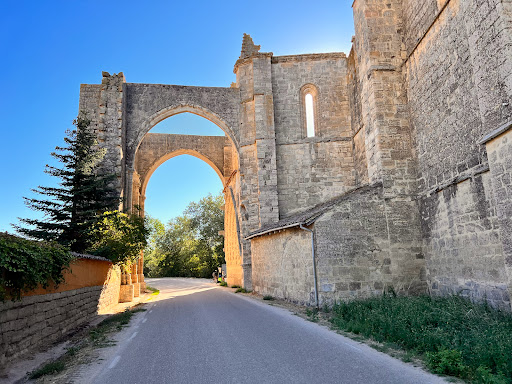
[251,228,313,304]
[0,256,120,369]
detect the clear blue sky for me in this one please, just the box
[0,0,355,232]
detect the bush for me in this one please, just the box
[0,232,75,301]
[88,211,148,265]
[330,294,512,382]
[219,281,228,286]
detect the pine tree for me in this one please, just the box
[14,114,119,252]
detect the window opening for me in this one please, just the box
[305,93,315,137]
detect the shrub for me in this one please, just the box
[0,232,75,301]
[219,281,228,287]
[330,294,512,382]
[88,211,148,265]
[263,295,274,300]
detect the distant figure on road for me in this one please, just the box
[212,270,218,283]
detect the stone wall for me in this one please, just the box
[483,126,512,306]
[271,54,355,217]
[251,228,313,304]
[402,0,512,308]
[314,186,422,304]
[0,257,120,369]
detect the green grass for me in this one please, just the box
[235,288,251,293]
[330,294,512,383]
[219,281,228,287]
[29,361,66,379]
[146,286,160,295]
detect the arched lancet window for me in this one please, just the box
[300,84,318,138]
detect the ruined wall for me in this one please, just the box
[0,257,119,369]
[251,228,313,304]
[271,54,356,217]
[403,0,512,306]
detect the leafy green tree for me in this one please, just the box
[144,193,225,278]
[88,211,149,265]
[14,114,119,252]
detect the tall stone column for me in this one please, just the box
[352,0,426,293]
[234,34,280,289]
[97,72,126,206]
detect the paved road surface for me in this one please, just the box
[83,278,448,384]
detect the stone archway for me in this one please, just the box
[132,132,231,213]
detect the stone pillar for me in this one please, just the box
[234,34,280,290]
[98,72,126,204]
[480,123,512,309]
[132,171,141,213]
[138,255,145,291]
[131,263,140,298]
[352,0,426,293]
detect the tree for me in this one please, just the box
[88,211,149,265]
[144,193,225,278]
[14,114,119,252]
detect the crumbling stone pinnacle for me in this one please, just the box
[239,33,261,59]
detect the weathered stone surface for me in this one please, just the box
[77,1,512,308]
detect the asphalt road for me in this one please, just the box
[84,278,448,384]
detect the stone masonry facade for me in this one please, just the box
[79,1,512,308]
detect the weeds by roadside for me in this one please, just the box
[329,294,512,383]
[146,286,160,295]
[235,288,251,293]
[219,281,228,287]
[263,295,274,300]
[27,307,146,381]
[29,361,66,380]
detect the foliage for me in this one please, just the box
[219,281,228,287]
[263,295,274,300]
[15,114,119,252]
[143,193,225,278]
[235,288,250,293]
[88,211,149,265]
[29,361,66,379]
[330,294,512,383]
[0,232,75,301]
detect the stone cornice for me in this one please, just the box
[272,52,347,64]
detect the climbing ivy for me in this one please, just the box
[0,232,75,301]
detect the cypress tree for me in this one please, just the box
[14,114,119,252]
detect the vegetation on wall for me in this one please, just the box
[144,193,225,278]
[0,232,74,301]
[14,113,119,253]
[330,294,512,383]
